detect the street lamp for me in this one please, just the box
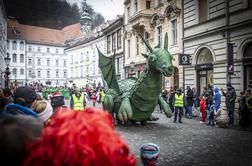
[4,55,11,89]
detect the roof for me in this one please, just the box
[7,19,85,45]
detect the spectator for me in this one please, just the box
[34,100,53,125]
[22,108,136,166]
[214,106,229,128]
[207,105,215,126]
[4,86,38,118]
[50,91,67,113]
[70,90,86,111]
[214,87,221,112]
[186,86,194,118]
[168,88,175,113]
[92,90,97,107]
[221,83,237,126]
[0,88,13,112]
[173,88,184,123]
[240,89,252,130]
[200,96,207,123]
[0,115,42,166]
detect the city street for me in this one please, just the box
[66,99,252,166]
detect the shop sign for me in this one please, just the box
[179,54,190,65]
[195,63,213,70]
[227,43,234,74]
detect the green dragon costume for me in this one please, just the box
[98,33,174,124]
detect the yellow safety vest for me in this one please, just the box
[174,94,184,107]
[101,91,105,102]
[246,95,252,110]
[73,94,84,111]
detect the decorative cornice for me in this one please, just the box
[164,2,181,19]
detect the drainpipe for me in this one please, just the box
[226,0,231,84]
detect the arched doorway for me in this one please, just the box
[173,67,179,89]
[243,42,252,89]
[195,47,214,96]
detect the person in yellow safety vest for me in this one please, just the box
[70,90,86,111]
[173,88,184,123]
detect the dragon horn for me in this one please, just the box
[138,32,153,53]
[164,32,168,51]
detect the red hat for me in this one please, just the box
[51,91,63,98]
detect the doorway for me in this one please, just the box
[197,69,213,96]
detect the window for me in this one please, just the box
[64,71,67,78]
[56,59,59,66]
[20,54,24,63]
[47,70,50,78]
[12,41,17,50]
[47,59,50,66]
[157,0,162,7]
[71,55,73,64]
[146,0,151,9]
[112,33,116,51]
[136,35,139,55]
[134,0,138,13]
[117,29,122,49]
[157,26,162,48]
[86,66,89,76]
[20,68,24,75]
[107,35,111,53]
[37,46,41,52]
[56,70,59,78]
[249,0,252,7]
[47,47,50,53]
[28,70,32,78]
[145,32,150,52]
[64,60,67,67]
[37,58,41,66]
[127,7,130,19]
[12,54,17,63]
[28,58,32,65]
[56,48,59,53]
[198,0,208,23]
[28,46,32,51]
[37,70,41,77]
[13,68,17,75]
[171,19,177,45]
[7,40,9,49]
[20,41,24,50]
[127,40,130,58]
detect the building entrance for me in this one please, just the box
[244,42,252,90]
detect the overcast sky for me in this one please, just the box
[68,0,124,20]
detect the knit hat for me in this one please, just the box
[140,143,160,166]
[37,101,53,123]
[14,86,37,105]
[50,91,64,108]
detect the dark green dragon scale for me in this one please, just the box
[98,33,174,123]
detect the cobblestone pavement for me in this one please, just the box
[116,112,252,166]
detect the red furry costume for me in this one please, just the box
[23,107,136,166]
[200,97,207,122]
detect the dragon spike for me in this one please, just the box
[137,32,153,53]
[164,32,168,51]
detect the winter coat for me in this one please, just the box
[186,89,194,106]
[223,87,236,111]
[214,87,221,111]
[206,88,214,105]
[214,108,229,127]
[200,98,206,113]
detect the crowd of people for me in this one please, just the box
[161,83,252,130]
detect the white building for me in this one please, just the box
[65,25,106,88]
[7,19,84,86]
[103,15,125,80]
[0,0,7,87]
[183,0,252,106]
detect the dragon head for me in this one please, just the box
[140,33,173,77]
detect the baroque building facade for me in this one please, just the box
[182,0,252,106]
[0,0,7,87]
[124,0,183,89]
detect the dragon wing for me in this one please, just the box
[97,48,121,94]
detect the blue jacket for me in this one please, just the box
[214,87,221,111]
[4,104,38,117]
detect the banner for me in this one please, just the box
[227,43,234,74]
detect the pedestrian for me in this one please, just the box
[100,87,106,109]
[207,104,215,126]
[238,91,251,130]
[206,84,214,121]
[3,86,38,118]
[0,88,13,112]
[221,83,237,126]
[186,86,194,118]
[50,91,68,113]
[34,100,53,126]
[200,96,207,123]
[22,108,136,166]
[0,115,42,166]
[92,90,97,107]
[213,87,221,112]
[173,88,184,123]
[192,87,198,116]
[70,89,86,111]
[168,88,175,113]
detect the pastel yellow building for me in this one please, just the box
[124,0,183,90]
